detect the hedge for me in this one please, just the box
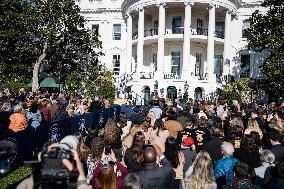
[0,166,32,189]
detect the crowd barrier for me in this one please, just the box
[0,105,123,168]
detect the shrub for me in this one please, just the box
[0,166,32,189]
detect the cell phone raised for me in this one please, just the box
[104,144,111,155]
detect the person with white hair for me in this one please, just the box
[214,141,238,186]
[254,150,275,187]
[8,105,28,132]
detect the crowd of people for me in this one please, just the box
[0,89,109,136]
[1,88,284,189]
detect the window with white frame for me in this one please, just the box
[172,17,182,34]
[113,24,121,40]
[112,55,120,75]
[195,53,202,76]
[197,19,204,35]
[215,22,224,38]
[171,52,181,74]
[214,55,223,77]
[242,20,250,38]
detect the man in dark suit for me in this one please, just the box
[134,147,175,189]
[269,129,284,163]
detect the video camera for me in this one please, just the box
[0,141,16,178]
[28,136,80,189]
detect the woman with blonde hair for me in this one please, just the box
[182,150,216,189]
[146,111,156,127]
[229,117,244,128]
[144,111,156,142]
[244,118,263,138]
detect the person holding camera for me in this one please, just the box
[92,149,128,189]
[17,136,91,189]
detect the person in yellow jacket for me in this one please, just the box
[9,105,28,132]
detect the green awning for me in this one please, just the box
[40,77,59,88]
[27,77,59,88]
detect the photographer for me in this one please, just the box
[92,149,128,189]
[17,136,91,189]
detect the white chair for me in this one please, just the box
[191,28,197,35]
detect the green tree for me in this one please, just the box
[65,65,115,101]
[31,0,101,92]
[0,0,36,86]
[64,70,82,95]
[248,0,284,98]
[221,78,251,103]
[183,91,189,102]
[0,0,101,92]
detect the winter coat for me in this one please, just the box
[151,128,170,153]
[214,156,238,185]
[9,113,28,132]
[164,120,183,138]
[26,110,42,129]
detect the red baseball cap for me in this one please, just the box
[183,137,194,147]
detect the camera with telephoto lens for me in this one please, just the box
[31,136,80,189]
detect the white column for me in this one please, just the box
[223,10,231,76]
[126,14,133,73]
[155,3,166,79]
[182,1,193,78]
[137,7,144,74]
[207,3,215,78]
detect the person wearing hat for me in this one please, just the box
[176,115,197,148]
[180,136,197,176]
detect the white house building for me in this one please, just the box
[76,0,268,103]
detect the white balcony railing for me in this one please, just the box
[140,72,154,79]
[132,27,224,39]
[164,73,181,79]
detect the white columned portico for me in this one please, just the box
[223,10,231,76]
[182,1,193,78]
[206,3,215,78]
[155,3,166,79]
[137,7,144,75]
[126,14,133,73]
